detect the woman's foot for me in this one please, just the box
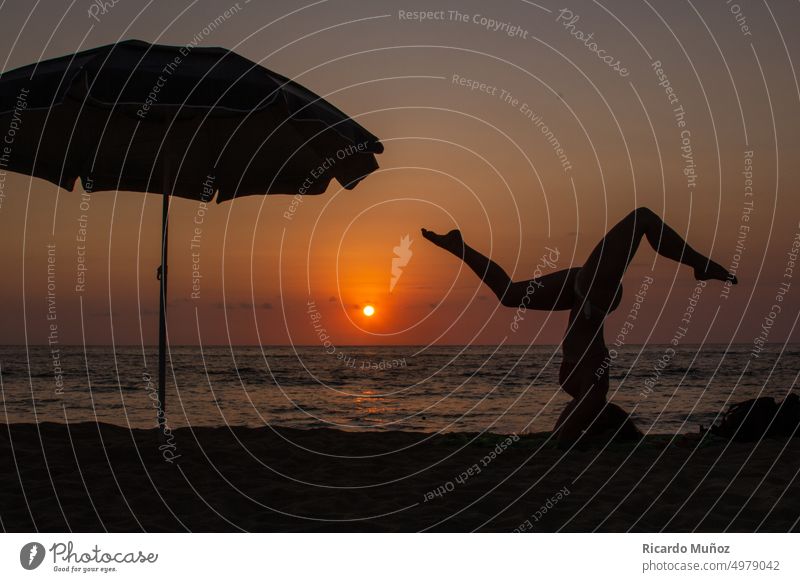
[421,228,464,256]
[694,258,737,284]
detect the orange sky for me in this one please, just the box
[0,0,798,346]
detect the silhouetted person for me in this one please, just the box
[423,207,736,446]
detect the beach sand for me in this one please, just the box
[1,422,798,532]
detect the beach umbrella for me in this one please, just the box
[0,39,382,431]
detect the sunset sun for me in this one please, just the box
[362,305,375,317]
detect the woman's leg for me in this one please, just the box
[555,207,734,445]
[554,360,610,445]
[577,207,736,310]
[421,228,576,310]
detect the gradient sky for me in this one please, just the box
[0,0,798,347]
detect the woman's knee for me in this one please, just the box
[499,292,517,308]
[631,206,658,226]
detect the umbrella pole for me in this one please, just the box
[158,172,170,436]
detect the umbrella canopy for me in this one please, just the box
[0,39,383,431]
[0,38,383,198]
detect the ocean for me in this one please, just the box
[0,344,796,434]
